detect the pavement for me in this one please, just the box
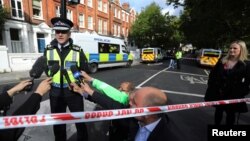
[0,59,141,85]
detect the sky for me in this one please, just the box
[120,0,183,16]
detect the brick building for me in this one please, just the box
[0,0,136,53]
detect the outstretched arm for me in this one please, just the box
[13,78,52,115]
[81,71,129,105]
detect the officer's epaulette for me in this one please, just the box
[46,44,54,50]
[72,45,81,51]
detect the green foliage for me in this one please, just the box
[129,2,184,49]
[0,7,9,31]
[167,0,250,50]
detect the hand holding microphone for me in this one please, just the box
[70,65,90,98]
[6,80,33,97]
[70,65,84,85]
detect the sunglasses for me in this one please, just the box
[55,30,69,34]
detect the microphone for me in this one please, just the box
[24,56,47,91]
[70,65,84,84]
[69,66,89,98]
[29,56,47,79]
[49,63,60,77]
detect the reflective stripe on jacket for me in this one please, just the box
[46,47,80,86]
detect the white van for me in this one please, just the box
[71,32,133,73]
[141,47,163,62]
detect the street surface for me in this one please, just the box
[1,58,250,141]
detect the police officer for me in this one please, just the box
[175,48,182,69]
[44,17,89,141]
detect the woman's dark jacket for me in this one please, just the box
[205,60,250,113]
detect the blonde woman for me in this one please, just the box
[205,40,250,125]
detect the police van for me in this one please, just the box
[71,32,133,73]
[141,47,163,62]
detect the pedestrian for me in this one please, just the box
[175,48,182,69]
[78,71,135,141]
[43,17,89,141]
[71,83,181,141]
[204,40,250,125]
[0,78,52,141]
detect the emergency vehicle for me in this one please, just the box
[71,32,133,73]
[141,47,163,62]
[197,49,222,67]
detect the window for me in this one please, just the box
[103,21,107,35]
[122,12,125,21]
[98,43,120,54]
[0,0,3,7]
[98,19,102,34]
[11,0,24,19]
[113,24,117,36]
[80,0,84,4]
[32,0,42,18]
[67,9,72,21]
[98,0,102,11]
[103,3,107,13]
[79,14,85,28]
[87,0,92,7]
[117,25,120,37]
[10,28,23,53]
[117,10,120,19]
[114,7,117,17]
[88,16,93,29]
[55,6,60,17]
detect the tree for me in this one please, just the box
[0,6,9,31]
[129,2,180,49]
[166,0,250,50]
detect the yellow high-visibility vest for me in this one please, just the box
[46,45,80,88]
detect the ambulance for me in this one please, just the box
[71,32,133,73]
[141,47,163,62]
[197,48,222,67]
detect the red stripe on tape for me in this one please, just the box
[52,114,80,121]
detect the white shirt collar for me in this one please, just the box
[57,42,70,50]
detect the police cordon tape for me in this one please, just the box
[0,98,250,129]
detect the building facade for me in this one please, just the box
[0,0,136,53]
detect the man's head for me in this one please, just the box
[51,17,73,45]
[129,87,167,124]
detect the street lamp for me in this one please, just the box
[61,0,80,19]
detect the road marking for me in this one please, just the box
[180,75,207,85]
[136,86,203,97]
[136,67,170,87]
[136,87,250,104]
[163,89,204,97]
[163,70,208,77]
[147,62,163,66]
[204,69,210,75]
